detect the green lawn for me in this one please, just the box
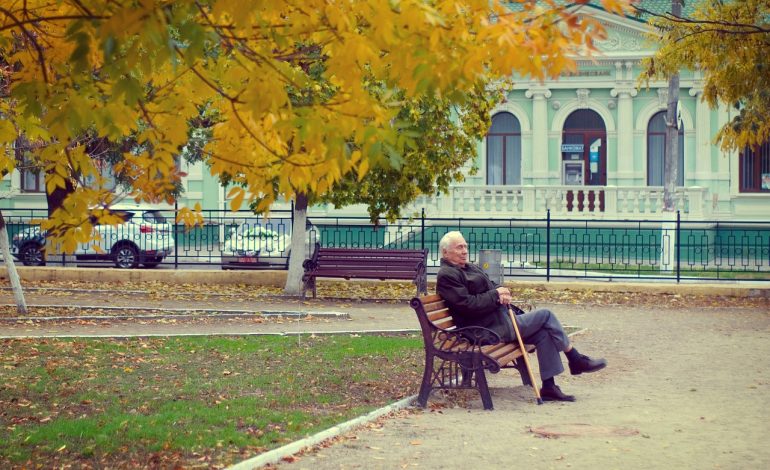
[0,334,423,468]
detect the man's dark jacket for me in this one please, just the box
[436,258,514,342]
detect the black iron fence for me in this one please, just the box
[3,208,769,282]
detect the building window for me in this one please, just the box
[486,112,521,185]
[647,111,684,186]
[739,138,770,192]
[16,148,45,193]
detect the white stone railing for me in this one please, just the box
[416,185,710,219]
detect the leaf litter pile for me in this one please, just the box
[0,334,423,468]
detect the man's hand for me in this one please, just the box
[496,286,512,305]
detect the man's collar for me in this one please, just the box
[441,258,468,269]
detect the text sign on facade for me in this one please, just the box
[561,144,584,153]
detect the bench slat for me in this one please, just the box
[432,318,455,331]
[426,308,451,322]
[311,271,417,280]
[418,293,443,304]
[421,300,448,314]
[314,256,424,262]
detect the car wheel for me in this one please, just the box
[113,244,139,269]
[20,244,45,266]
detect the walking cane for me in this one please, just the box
[507,306,543,405]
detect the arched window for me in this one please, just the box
[647,111,684,186]
[562,109,606,186]
[739,138,770,192]
[486,112,521,185]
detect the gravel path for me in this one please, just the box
[271,303,770,470]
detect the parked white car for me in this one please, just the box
[81,206,174,268]
[11,206,175,269]
[220,220,290,269]
[220,219,316,269]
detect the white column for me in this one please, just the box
[525,87,551,185]
[689,87,710,184]
[609,61,638,186]
[611,86,637,185]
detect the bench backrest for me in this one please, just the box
[410,293,459,347]
[307,244,428,279]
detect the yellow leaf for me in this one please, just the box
[357,158,369,182]
[0,120,17,143]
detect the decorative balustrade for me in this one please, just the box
[416,185,709,219]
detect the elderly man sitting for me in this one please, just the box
[436,231,607,402]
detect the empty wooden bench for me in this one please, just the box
[302,243,428,298]
[410,293,536,410]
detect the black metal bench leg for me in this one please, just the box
[416,354,435,407]
[474,356,494,410]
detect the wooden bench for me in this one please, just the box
[302,243,428,298]
[410,293,536,410]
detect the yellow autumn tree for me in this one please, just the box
[0,0,630,255]
[641,0,770,152]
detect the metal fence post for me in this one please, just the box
[546,209,551,282]
[676,210,681,283]
[174,201,179,269]
[420,207,425,251]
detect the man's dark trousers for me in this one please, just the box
[504,307,570,381]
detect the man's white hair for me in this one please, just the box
[439,231,465,255]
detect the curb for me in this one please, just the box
[3,266,769,297]
[0,304,350,321]
[226,395,418,470]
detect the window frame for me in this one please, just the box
[646,111,684,187]
[485,112,521,185]
[739,139,770,193]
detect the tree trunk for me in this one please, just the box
[663,0,682,212]
[283,193,309,296]
[46,174,75,218]
[0,210,28,314]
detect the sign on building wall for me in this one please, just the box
[561,144,584,153]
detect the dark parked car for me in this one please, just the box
[10,227,46,266]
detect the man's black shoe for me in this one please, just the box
[569,354,608,375]
[540,385,576,402]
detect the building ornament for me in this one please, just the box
[689,86,704,97]
[552,100,561,110]
[657,88,669,109]
[576,88,591,108]
[610,86,638,98]
[595,25,643,52]
[524,87,552,99]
